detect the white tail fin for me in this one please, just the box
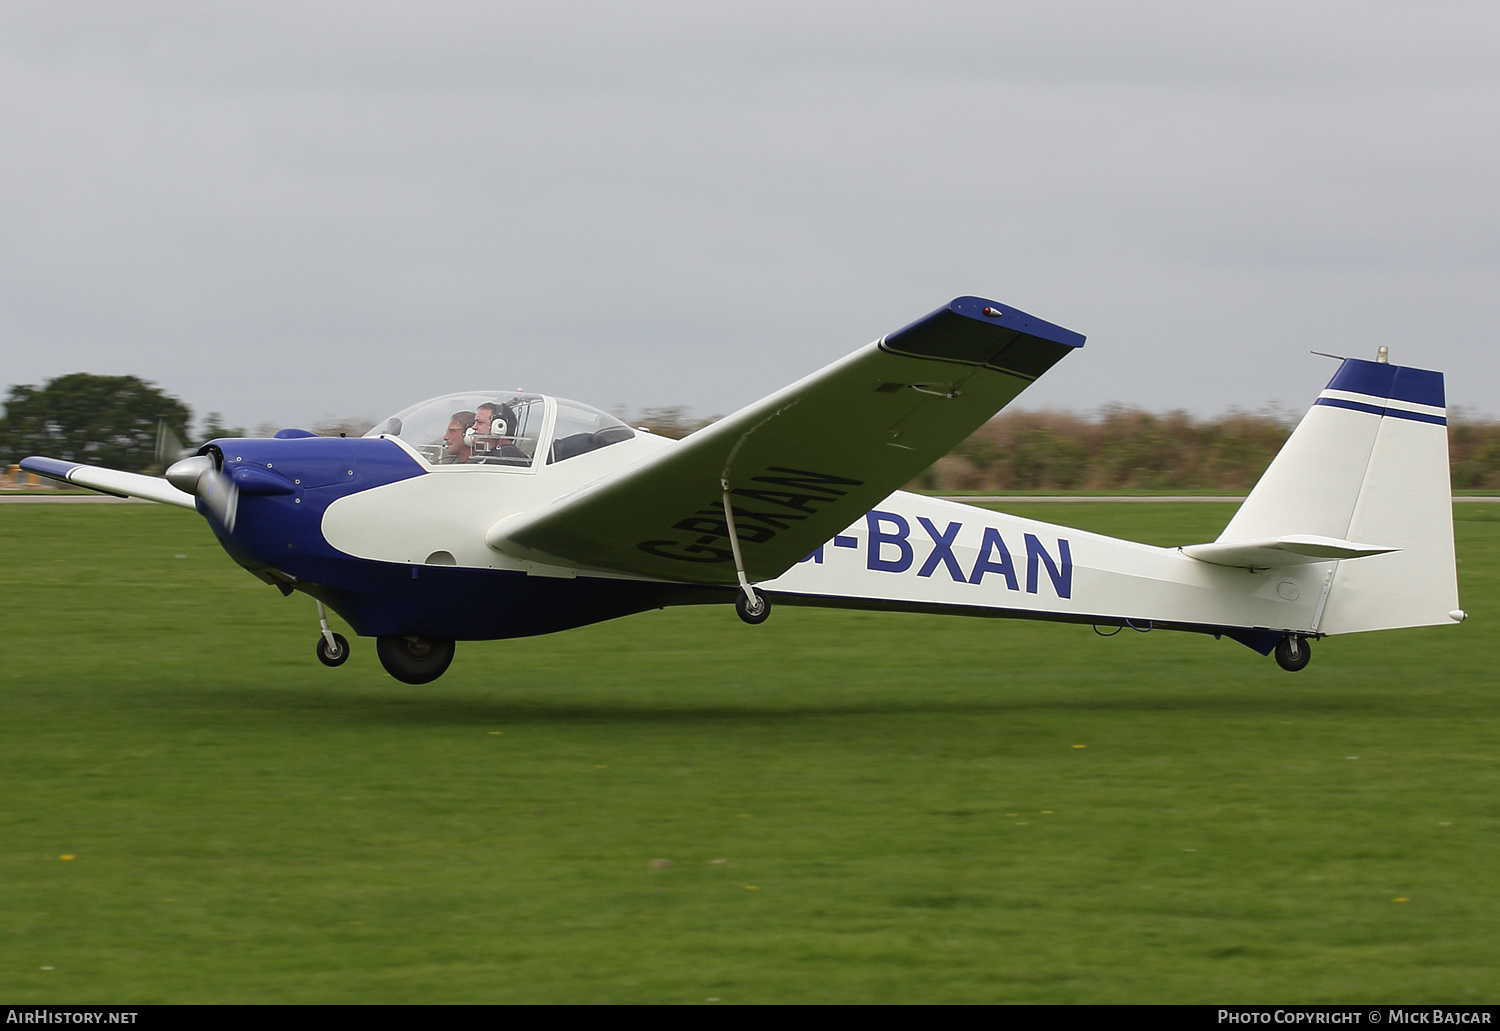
[1218,358,1461,635]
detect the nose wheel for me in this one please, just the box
[314,600,351,667]
[1274,634,1312,672]
[316,632,350,667]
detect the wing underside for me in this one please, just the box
[488,296,1085,584]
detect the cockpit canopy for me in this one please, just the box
[364,391,635,469]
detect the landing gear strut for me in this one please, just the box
[315,600,349,667]
[1274,634,1312,672]
[376,635,456,685]
[722,482,771,627]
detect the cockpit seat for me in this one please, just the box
[550,432,602,463]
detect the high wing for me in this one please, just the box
[19,456,197,509]
[487,296,1084,584]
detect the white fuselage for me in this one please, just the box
[320,431,1323,636]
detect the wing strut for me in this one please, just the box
[721,481,766,617]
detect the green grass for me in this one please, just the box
[920,488,1252,496]
[1,503,1497,1003]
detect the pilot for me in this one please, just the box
[441,411,475,464]
[466,403,496,459]
[468,402,524,461]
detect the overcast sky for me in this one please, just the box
[2,1,1496,433]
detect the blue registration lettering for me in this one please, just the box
[800,545,825,564]
[865,511,913,572]
[968,527,1019,590]
[916,517,966,582]
[1025,534,1073,598]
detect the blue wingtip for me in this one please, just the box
[18,456,81,482]
[880,297,1087,381]
[950,296,1086,350]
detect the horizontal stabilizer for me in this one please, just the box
[1181,534,1399,570]
[19,457,197,510]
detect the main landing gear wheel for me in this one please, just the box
[1274,634,1312,672]
[376,635,456,685]
[316,632,350,667]
[735,590,771,625]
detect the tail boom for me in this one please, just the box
[761,356,1464,650]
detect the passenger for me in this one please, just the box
[441,411,475,464]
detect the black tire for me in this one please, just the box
[376,635,456,684]
[316,632,350,667]
[1274,634,1312,672]
[735,590,771,625]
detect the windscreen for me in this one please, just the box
[365,391,547,468]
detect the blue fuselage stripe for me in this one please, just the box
[1314,397,1446,425]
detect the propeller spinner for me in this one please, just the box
[166,453,239,532]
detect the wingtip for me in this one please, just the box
[18,456,80,483]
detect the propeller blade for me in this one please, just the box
[199,468,239,533]
[154,420,191,470]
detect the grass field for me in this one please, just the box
[1,501,1497,1003]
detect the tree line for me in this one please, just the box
[4,374,1499,490]
[1,374,193,474]
[0,374,372,475]
[916,407,1496,492]
[623,404,1500,492]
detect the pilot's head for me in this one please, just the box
[469,403,514,452]
[444,411,475,459]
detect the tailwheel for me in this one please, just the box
[735,589,771,625]
[316,632,350,667]
[376,635,456,684]
[1274,634,1312,672]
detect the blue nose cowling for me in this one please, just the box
[230,464,297,495]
